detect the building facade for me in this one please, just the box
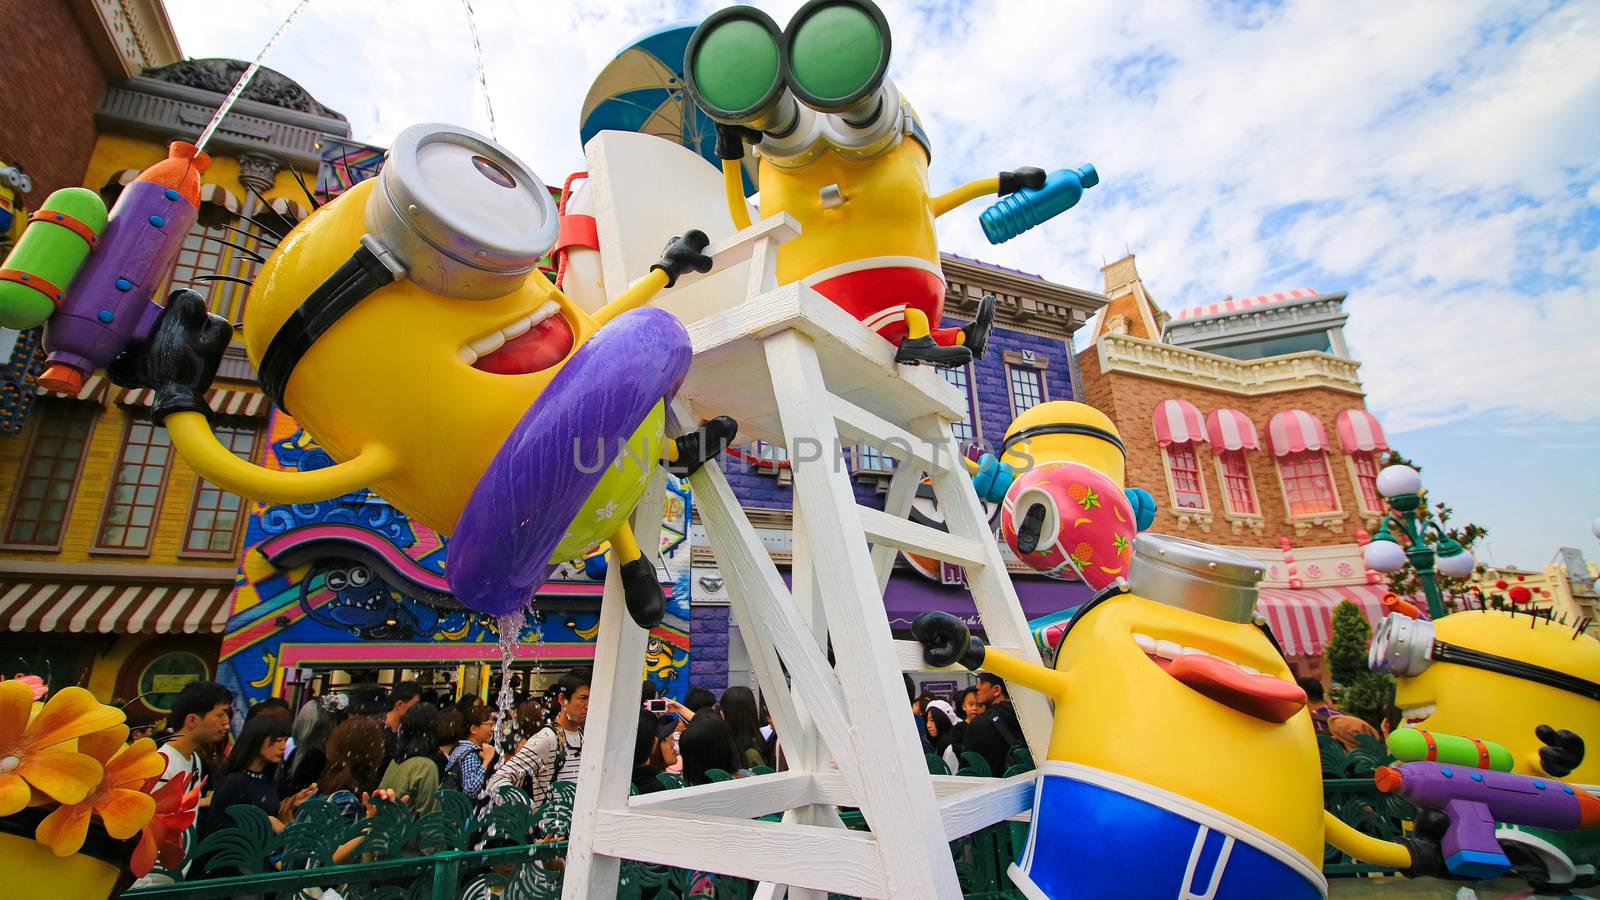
[688,257,1106,694]
[1080,255,1401,679]
[0,37,350,724]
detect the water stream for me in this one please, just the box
[193,0,315,153]
[459,0,499,142]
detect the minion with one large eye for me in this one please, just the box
[117,124,734,628]
[683,0,1096,369]
[915,534,1424,899]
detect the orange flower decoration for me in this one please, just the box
[131,770,202,878]
[13,675,47,701]
[35,723,163,857]
[0,682,123,815]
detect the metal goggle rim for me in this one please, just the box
[1372,617,1600,700]
[757,97,929,169]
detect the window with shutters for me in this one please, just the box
[1217,450,1259,515]
[1163,444,1207,510]
[95,417,173,552]
[182,422,261,557]
[4,401,97,548]
[1006,365,1045,417]
[1349,451,1384,514]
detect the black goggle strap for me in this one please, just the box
[1433,641,1600,701]
[259,236,404,414]
[999,423,1127,459]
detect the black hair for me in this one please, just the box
[347,684,390,718]
[635,710,659,768]
[1296,676,1326,703]
[245,697,291,721]
[641,681,659,702]
[436,707,465,745]
[680,713,742,786]
[463,704,493,730]
[223,714,291,776]
[391,681,423,708]
[556,668,592,701]
[394,702,441,762]
[927,705,955,755]
[955,687,979,715]
[976,672,1008,698]
[169,680,235,733]
[903,673,916,702]
[719,686,764,766]
[682,687,716,713]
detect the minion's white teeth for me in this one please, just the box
[457,347,478,365]
[1154,640,1182,660]
[527,300,560,327]
[1238,665,1259,676]
[1403,704,1435,721]
[1132,632,1156,653]
[1181,646,1206,657]
[470,331,506,356]
[502,317,531,339]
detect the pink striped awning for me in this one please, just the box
[1256,585,1417,657]
[1174,288,1320,321]
[1205,408,1260,452]
[1267,409,1328,456]
[0,580,235,635]
[1153,399,1208,447]
[1336,409,1388,453]
[119,387,270,417]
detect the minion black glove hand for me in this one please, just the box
[1535,725,1584,779]
[108,289,229,423]
[998,167,1047,196]
[651,230,713,288]
[913,610,987,670]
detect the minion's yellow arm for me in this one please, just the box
[977,645,1071,699]
[932,176,1001,218]
[591,268,671,329]
[1322,811,1412,869]
[167,411,400,504]
[722,160,753,232]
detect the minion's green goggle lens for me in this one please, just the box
[785,1,889,110]
[688,15,783,118]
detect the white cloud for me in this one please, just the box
[164,0,1600,434]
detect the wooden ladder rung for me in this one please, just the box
[858,506,988,569]
[830,393,956,474]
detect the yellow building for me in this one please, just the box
[0,19,353,727]
[1471,554,1598,624]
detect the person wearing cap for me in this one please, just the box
[961,672,1024,777]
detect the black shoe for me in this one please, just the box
[895,335,972,368]
[1015,503,1046,554]
[665,415,738,478]
[620,557,666,628]
[963,293,997,360]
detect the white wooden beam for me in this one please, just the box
[829,394,952,474]
[673,214,801,292]
[938,772,1036,840]
[873,464,925,595]
[625,772,813,819]
[858,506,989,569]
[766,330,961,898]
[591,809,888,898]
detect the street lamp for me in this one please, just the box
[1361,464,1474,619]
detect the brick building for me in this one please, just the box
[1080,254,1402,678]
[689,257,1105,693]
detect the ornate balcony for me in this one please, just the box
[1095,334,1364,396]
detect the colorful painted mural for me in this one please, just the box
[216,407,694,713]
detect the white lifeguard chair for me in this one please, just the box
[560,132,1052,900]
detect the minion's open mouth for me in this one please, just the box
[459,301,575,375]
[1133,631,1306,723]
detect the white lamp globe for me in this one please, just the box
[1364,539,1408,573]
[1435,549,1476,579]
[1376,465,1422,498]
[1592,516,1600,540]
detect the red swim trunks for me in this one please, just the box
[807,263,961,346]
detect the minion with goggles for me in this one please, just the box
[968,401,1157,588]
[112,124,735,628]
[914,533,1423,899]
[1370,608,1600,889]
[684,0,1096,369]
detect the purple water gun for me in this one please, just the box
[1375,761,1600,879]
[35,142,210,395]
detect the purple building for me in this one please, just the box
[687,255,1107,695]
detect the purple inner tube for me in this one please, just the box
[446,307,692,616]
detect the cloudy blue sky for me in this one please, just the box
[164,0,1600,570]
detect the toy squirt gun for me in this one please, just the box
[0,142,211,394]
[1376,727,1599,880]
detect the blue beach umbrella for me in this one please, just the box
[579,23,758,196]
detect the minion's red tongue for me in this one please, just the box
[474,314,574,375]
[1157,654,1307,723]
